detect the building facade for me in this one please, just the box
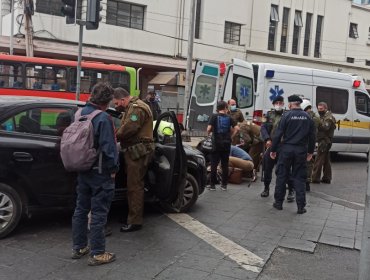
[1,0,370,85]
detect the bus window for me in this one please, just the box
[0,62,23,88]
[25,65,67,91]
[70,69,109,93]
[111,71,130,91]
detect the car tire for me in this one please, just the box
[161,173,199,213]
[0,183,22,239]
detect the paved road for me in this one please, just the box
[0,152,367,280]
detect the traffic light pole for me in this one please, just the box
[76,23,83,101]
[10,0,15,55]
[359,152,370,279]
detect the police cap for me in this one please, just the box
[272,95,284,104]
[287,95,303,104]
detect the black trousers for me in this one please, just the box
[274,145,307,208]
[210,149,230,186]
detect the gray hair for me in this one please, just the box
[89,82,114,105]
[113,87,130,99]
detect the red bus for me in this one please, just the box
[0,54,139,101]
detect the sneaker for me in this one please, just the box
[209,185,216,191]
[88,252,116,266]
[260,189,269,197]
[287,191,295,203]
[297,207,307,214]
[72,246,90,259]
[306,182,311,192]
[273,202,283,210]
[321,179,331,184]
[220,185,227,191]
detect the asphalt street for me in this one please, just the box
[0,152,367,280]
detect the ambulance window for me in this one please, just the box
[316,87,348,114]
[355,92,370,116]
[233,75,253,108]
[194,75,217,104]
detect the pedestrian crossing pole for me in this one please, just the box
[359,152,370,279]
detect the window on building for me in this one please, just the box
[349,23,359,39]
[0,62,23,88]
[292,11,303,55]
[368,27,370,40]
[280,8,290,53]
[366,60,370,66]
[36,0,82,18]
[195,0,202,39]
[347,57,355,63]
[224,21,241,45]
[355,92,370,116]
[316,86,348,114]
[268,5,279,51]
[303,13,312,56]
[314,15,324,58]
[106,1,145,30]
[25,65,67,91]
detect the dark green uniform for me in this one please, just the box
[306,111,320,183]
[312,111,336,183]
[116,97,154,225]
[229,109,245,124]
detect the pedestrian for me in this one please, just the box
[71,82,118,266]
[311,102,336,184]
[300,99,320,191]
[144,91,161,120]
[228,99,245,123]
[260,96,295,202]
[113,87,154,232]
[270,95,315,214]
[207,100,237,191]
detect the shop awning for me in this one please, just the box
[148,72,177,85]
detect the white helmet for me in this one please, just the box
[300,99,312,111]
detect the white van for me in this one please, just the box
[187,59,370,154]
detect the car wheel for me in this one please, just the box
[0,183,22,239]
[179,173,199,213]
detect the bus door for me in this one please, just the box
[221,58,254,120]
[186,61,220,133]
[352,91,370,153]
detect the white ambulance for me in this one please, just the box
[187,59,370,154]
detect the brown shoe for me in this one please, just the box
[88,252,116,266]
[71,246,90,259]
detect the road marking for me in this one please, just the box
[167,213,264,273]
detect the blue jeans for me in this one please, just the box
[72,170,115,256]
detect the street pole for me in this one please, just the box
[10,0,14,55]
[76,23,83,101]
[182,0,196,128]
[359,150,370,279]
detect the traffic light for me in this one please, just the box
[61,0,76,24]
[86,0,102,30]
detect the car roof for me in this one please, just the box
[0,96,85,108]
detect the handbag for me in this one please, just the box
[201,135,214,152]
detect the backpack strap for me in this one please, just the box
[75,108,102,121]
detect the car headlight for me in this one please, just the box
[194,155,206,166]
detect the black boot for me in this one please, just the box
[297,207,307,214]
[261,188,269,197]
[306,182,311,192]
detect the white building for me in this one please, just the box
[1,0,370,87]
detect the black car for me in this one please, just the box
[0,96,206,238]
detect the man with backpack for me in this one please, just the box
[62,82,119,266]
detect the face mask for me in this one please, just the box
[115,105,126,113]
[318,111,325,116]
[274,105,283,111]
[149,97,155,102]
[230,105,237,111]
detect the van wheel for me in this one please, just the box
[0,183,22,239]
[160,174,199,213]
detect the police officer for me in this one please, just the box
[300,99,320,191]
[228,99,245,123]
[271,95,315,214]
[260,96,295,201]
[113,88,154,232]
[312,102,336,184]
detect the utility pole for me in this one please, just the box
[24,0,34,57]
[182,0,196,128]
[76,23,83,101]
[10,0,15,55]
[359,151,370,279]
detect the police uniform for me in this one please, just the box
[271,95,315,213]
[229,108,245,124]
[116,97,154,230]
[311,110,336,184]
[260,97,285,197]
[305,110,320,190]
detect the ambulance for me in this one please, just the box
[187,59,370,154]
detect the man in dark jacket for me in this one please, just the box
[271,95,315,214]
[144,91,161,120]
[72,82,119,266]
